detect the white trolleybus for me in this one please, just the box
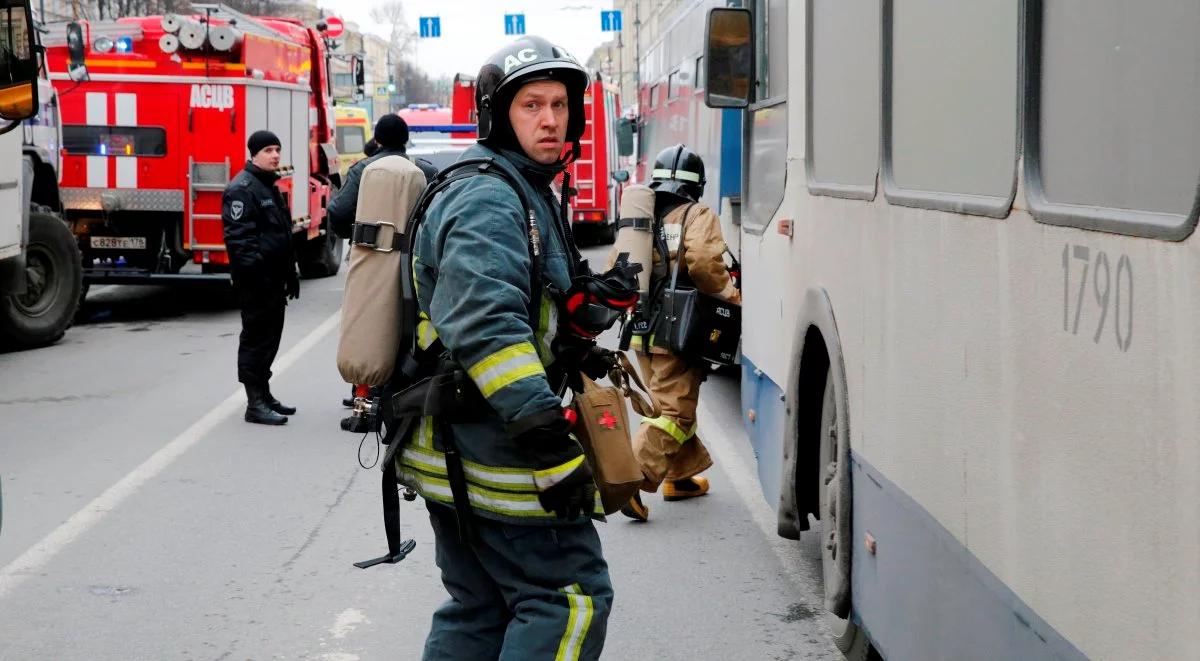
[698,2,1199,659]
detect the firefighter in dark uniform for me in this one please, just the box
[401,37,632,660]
[221,130,300,426]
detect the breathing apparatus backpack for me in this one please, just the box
[337,156,427,387]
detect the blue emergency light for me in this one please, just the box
[115,36,133,53]
[408,124,476,133]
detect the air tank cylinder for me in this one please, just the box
[613,184,656,296]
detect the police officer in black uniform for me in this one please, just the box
[222,130,300,426]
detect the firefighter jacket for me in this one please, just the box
[399,143,602,524]
[612,200,740,354]
[221,162,295,279]
[327,147,438,239]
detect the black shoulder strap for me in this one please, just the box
[666,203,699,290]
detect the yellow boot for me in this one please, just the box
[662,476,709,501]
[620,492,650,522]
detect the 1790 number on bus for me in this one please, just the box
[1062,243,1133,352]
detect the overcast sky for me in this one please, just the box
[317,0,620,79]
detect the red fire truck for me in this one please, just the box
[566,76,622,244]
[447,72,624,245]
[43,6,343,282]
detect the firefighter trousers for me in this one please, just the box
[235,277,286,390]
[422,503,613,661]
[633,351,714,492]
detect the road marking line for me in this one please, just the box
[0,311,341,599]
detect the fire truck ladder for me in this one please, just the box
[190,3,300,44]
[188,155,231,254]
[574,93,596,208]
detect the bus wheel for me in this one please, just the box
[0,211,82,350]
[817,368,872,659]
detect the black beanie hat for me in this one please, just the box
[248,130,281,157]
[373,114,410,150]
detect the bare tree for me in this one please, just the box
[368,0,415,59]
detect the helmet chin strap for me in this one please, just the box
[557,140,582,167]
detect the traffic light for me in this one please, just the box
[353,56,365,99]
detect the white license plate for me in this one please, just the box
[90,236,146,250]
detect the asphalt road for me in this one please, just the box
[0,242,838,660]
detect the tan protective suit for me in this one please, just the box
[609,201,740,491]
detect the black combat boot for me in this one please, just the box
[245,384,288,425]
[264,384,297,416]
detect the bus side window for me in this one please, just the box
[807,0,880,200]
[883,0,1017,218]
[754,0,788,102]
[1026,1,1200,240]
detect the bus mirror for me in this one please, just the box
[611,169,630,184]
[0,81,34,120]
[0,0,39,121]
[703,7,752,109]
[66,21,89,82]
[616,118,634,157]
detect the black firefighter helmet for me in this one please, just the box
[475,35,590,149]
[650,144,706,203]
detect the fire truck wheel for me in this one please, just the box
[596,221,616,245]
[0,211,82,349]
[298,229,344,279]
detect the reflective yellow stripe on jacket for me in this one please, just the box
[533,455,584,491]
[467,341,545,398]
[399,417,604,520]
[416,313,439,350]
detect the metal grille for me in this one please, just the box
[191,162,229,186]
[61,188,185,212]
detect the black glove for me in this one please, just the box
[553,337,617,392]
[580,345,618,380]
[285,270,300,300]
[514,413,596,520]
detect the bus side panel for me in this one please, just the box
[850,454,1088,661]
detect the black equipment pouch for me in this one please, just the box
[650,205,743,366]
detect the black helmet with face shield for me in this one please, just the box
[475,36,590,154]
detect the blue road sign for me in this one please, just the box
[419,16,441,38]
[600,10,622,32]
[504,13,526,36]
